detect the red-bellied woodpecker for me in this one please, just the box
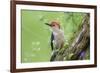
[45,21,65,61]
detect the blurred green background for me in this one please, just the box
[21,10,88,63]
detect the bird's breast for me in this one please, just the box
[53,31,65,43]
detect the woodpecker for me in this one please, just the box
[45,21,65,61]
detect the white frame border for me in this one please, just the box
[16,4,95,69]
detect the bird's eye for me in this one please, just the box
[52,25,55,26]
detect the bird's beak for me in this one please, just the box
[45,23,52,27]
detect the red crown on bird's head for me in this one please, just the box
[50,20,60,29]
